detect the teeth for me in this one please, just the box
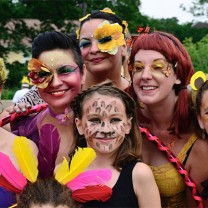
[50,90,65,95]
[142,86,156,90]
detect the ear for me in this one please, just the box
[174,78,181,85]
[75,118,84,135]
[197,114,205,129]
[125,117,132,134]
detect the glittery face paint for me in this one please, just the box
[77,94,131,154]
[132,59,172,77]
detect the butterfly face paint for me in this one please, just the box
[132,59,172,78]
[76,94,131,154]
[28,58,79,89]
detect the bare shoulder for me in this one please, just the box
[191,138,208,157]
[132,162,154,181]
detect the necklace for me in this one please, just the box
[47,107,74,126]
[165,140,176,149]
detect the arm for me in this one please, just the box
[133,162,161,208]
[186,138,208,207]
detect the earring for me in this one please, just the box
[202,129,206,139]
[0,100,3,114]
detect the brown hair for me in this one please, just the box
[71,81,142,170]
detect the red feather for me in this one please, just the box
[72,185,112,203]
[38,124,61,179]
[0,175,21,194]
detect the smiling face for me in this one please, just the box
[75,93,131,154]
[197,90,208,134]
[132,49,181,105]
[79,19,126,76]
[37,49,83,113]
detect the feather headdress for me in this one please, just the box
[1,138,112,206]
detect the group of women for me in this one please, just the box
[0,7,208,208]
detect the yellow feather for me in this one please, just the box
[55,147,96,184]
[12,136,38,182]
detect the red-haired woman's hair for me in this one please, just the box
[129,31,194,136]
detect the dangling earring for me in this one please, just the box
[202,129,207,139]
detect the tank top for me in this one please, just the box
[150,134,197,208]
[82,161,138,208]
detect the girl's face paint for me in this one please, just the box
[75,93,132,154]
[132,49,181,106]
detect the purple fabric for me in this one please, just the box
[0,186,16,207]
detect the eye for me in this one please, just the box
[151,63,164,70]
[57,65,78,75]
[79,40,91,49]
[98,36,112,44]
[37,70,52,78]
[133,63,144,73]
[88,118,101,123]
[110,118,121,123]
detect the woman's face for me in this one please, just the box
[79,19,125,76]
[37,49,83,113]
[197,90,208,134]
[132,49,181,106]
[75,93,131,155]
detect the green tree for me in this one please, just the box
[183,34,208,73]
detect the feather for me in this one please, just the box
[0,152,27,192]
[0,175,22,194]
[72,185,112,203]
[38,124,61,179]
[12,136,38,182]
[67,169,112,191]
[55,147,96,184]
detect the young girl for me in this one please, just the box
[71,82,161,208]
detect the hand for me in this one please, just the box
[10,102,31,114]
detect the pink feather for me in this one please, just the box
[38,124,61,179]
[67,169,112,191]
[0,152,27,191]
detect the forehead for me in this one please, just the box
[80,19,106,37]
[38,49,76,69]
[83,93,125,110]
[134,49,166,63]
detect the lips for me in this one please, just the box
[48,89,69,97]
[89,57,106,64]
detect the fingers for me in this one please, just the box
[11,103,31,114]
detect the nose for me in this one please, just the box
[49,73,62,88]
[140,66,153,80]
[90,39,99,54]
[100,122,114,136]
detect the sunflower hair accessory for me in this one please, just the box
[190,70,208,108]
[0,58,9,84]
[94,20,125,55]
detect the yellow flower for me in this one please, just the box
[79,14,90,22]
[76,29,80,39]
[100,8,115,14]
[122,20,129,34]
[94,21,125,55]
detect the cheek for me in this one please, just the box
[81,49,89,61]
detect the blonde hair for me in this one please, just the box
[0,58,9,85]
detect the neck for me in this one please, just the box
[141,94,178,132]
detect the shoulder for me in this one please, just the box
[191,138,208,157]
[132,162,154,182]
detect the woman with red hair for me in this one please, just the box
[129,30,208,207]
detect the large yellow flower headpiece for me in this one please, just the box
[94,20,125,55]
[190,70,208,108]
